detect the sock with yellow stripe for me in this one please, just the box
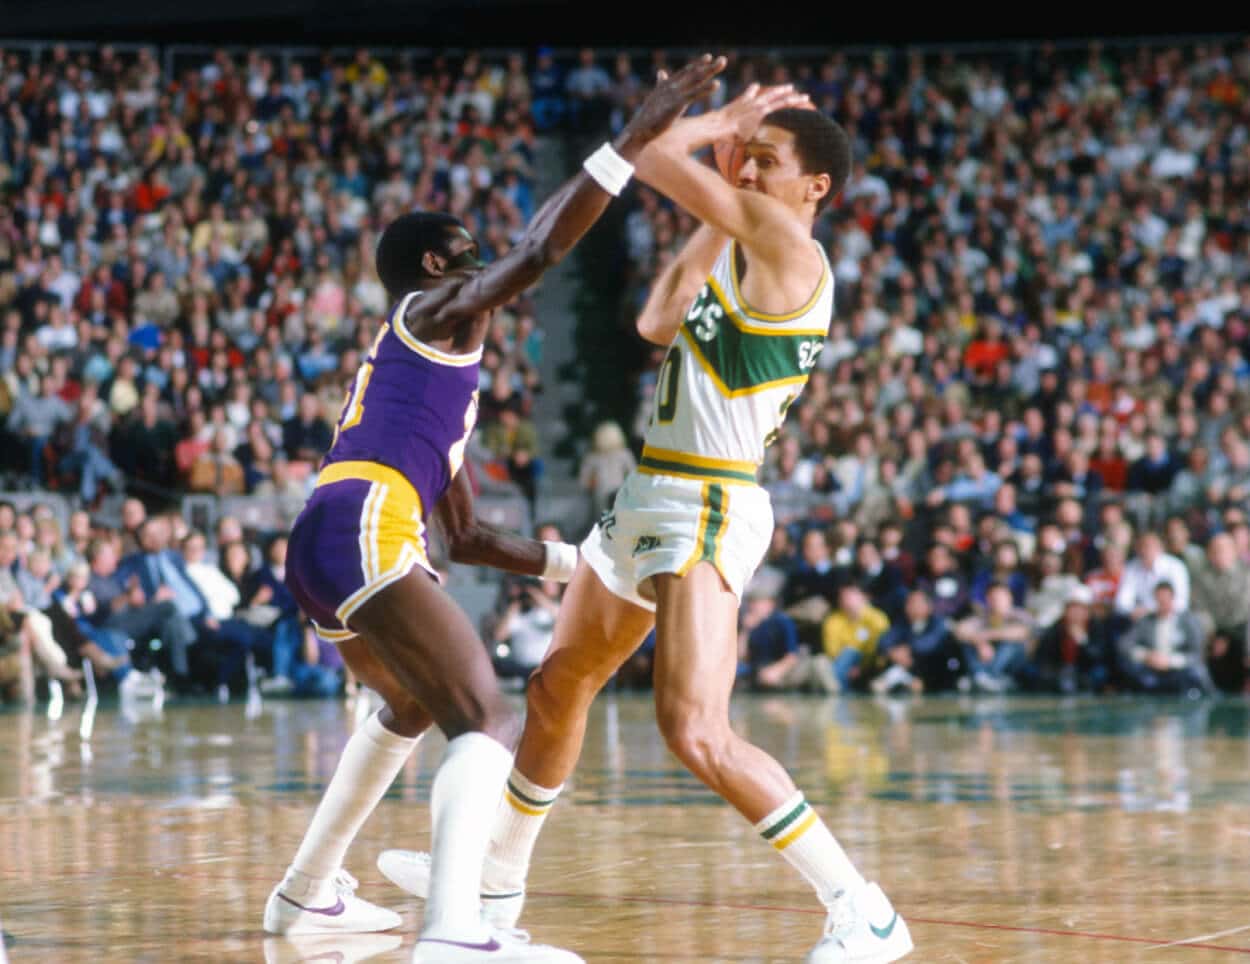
[481,768,562,895]
[754,791,864,907]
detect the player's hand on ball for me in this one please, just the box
[728,83,813,138]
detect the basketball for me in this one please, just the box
[714,137,746,183]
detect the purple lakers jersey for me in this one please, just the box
[321,291,480,519]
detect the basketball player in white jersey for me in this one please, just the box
[380,83,913,963]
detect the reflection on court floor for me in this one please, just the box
[1,695,1248,962]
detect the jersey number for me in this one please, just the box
[655,346,682,424]
[449,390,480,478]
[332,322,390,446]
[332,361,374,446]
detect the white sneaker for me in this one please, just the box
[871,666,915,696]
[263,869,402,935]
[973,671,1009,694]
[377,850,525,929]
[807,882,913,963]
[263,933,403,963]
[412,926,583,963]
[261,675,295,696]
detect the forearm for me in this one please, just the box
[435,468,550,577]
[450,523,547,577]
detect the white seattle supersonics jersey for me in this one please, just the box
[639,238,833,484]
[580,238,833,609]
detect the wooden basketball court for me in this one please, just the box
[2,694,1248,962]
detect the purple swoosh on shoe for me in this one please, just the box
[420,937,503,952]
[277,891,346,917]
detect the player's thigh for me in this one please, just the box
[349,568,511,743]
[651,563,741,728]
[337,634,434,739]
[533,560,655,696]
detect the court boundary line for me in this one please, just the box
[527,889,1250,955]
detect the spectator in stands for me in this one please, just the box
[0,529,81,695]
[6,374,72,486]
[1031,585,1113,693]
[740,577,807,692]
[118,498,147,555]
[917,543,970,622]
[52,560,155,695]
[852,538,906,621]
[1115,531,1191,619]
[110,522,201,687]
[874,589,953,695]
[189,428,246,496]
[491,575,563,686]
[1120,582,1216,697]
[1190,533,1250,693]
[971,539,1028,609]
[818,582,890,693]
[578,421,636,527]
[953,583,1034,693]
[281,392,333,466]
[783,527,843,618]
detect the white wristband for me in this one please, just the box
[582,142,634,196]
[541,541,579,583]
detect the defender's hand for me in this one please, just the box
[617,54,726,155]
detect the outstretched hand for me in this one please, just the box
[619,54,727,148]
[714,83,813,153]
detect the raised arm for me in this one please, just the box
[636,222,727,345]
[409,56,726,341]
[633,84,815,263]
[433,468,577,581]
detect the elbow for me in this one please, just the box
[446,524,482,565]
[636,315,669,345]
[519,236,561,276]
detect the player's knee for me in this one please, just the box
[526,663,595,730]
[379,698,433,740]
[442,687,518,745]
[656,708,731,779]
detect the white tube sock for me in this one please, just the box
[754,791,865,907]
[481,768,563,895]
[421,732,514,940]
[285,711,420,901]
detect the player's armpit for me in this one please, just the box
[433,467,547,577]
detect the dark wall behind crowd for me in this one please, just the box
[2,1,1243,48]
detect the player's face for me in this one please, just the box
[736,126,812,211]
[439,226,484,275]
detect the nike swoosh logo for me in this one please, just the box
[870,912,899,940]
[421,937,503,952]
[277,891,346,917]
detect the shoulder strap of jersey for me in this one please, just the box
[389,289,483,368]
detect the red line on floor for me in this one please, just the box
[529,890,1250,954]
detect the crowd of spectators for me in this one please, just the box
[605,40,1250,697]
[0,42,548,514]
[0,495,349,702]
[8,38,1250,701]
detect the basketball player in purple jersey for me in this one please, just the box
[261,56,725,963]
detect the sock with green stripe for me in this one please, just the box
[754,791,865,907]
[481,768,562,896]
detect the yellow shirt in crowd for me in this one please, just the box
[821,605,891,663]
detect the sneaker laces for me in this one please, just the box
[822,890,857,944]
